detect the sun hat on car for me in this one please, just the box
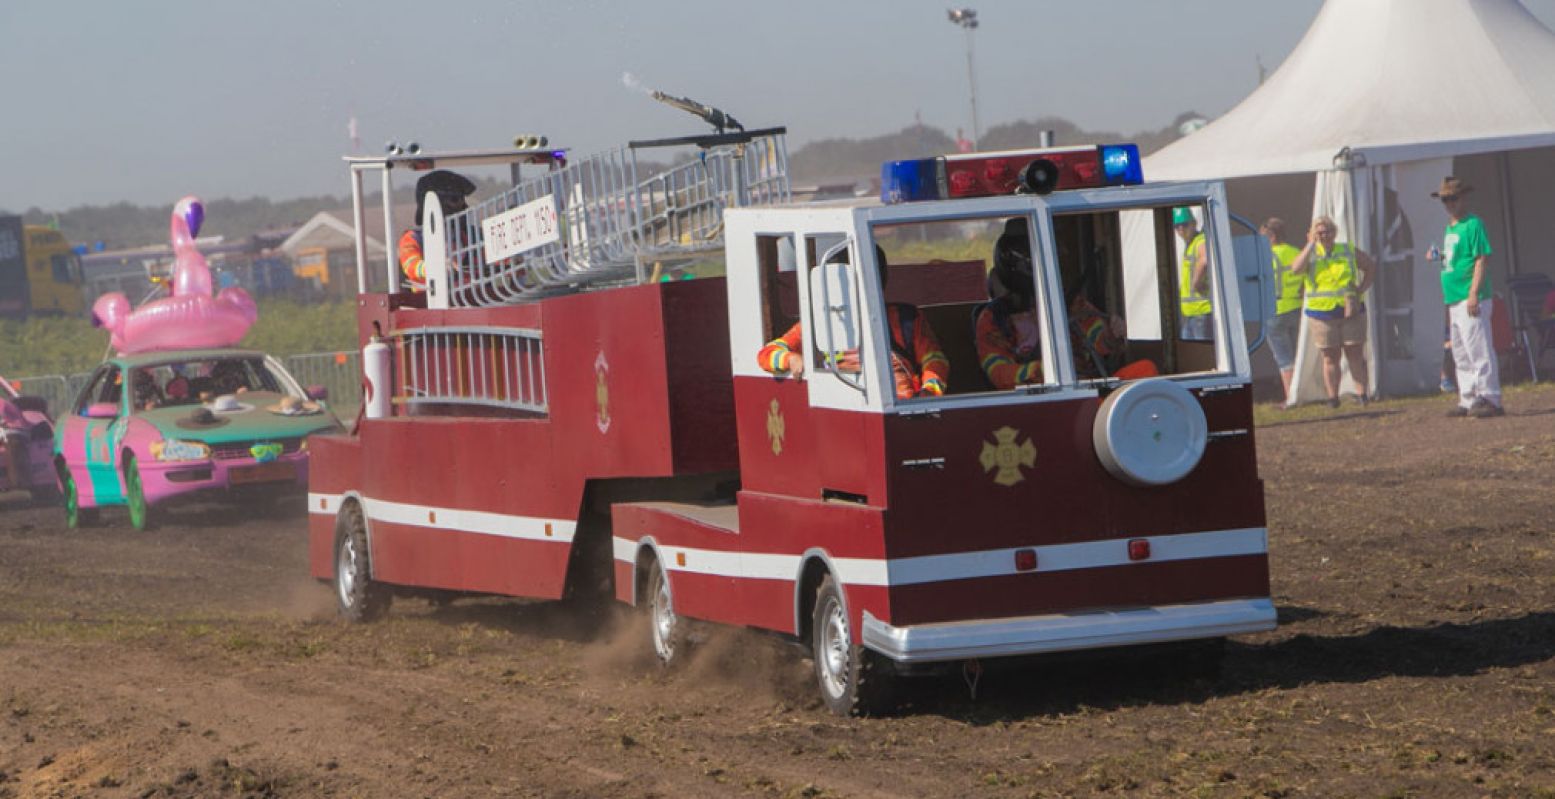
[265,395,322,416]
[207,394,253,414]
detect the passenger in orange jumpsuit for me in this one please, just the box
[758,247,949,399]
[976,226,1155,388]
[399,170,476,291]
[976,230,1047,389]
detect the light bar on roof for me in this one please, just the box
[881,144,1143,203]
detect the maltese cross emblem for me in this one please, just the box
[979,426,1036,486]
[766,398,785,456]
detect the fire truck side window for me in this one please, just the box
[755,234,800,345]
[870,215,1055,396]
[1110,204,1224,377]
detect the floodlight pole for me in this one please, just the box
[948,8,981,150]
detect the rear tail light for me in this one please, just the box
[1128,539,1151,561]
[1014,548,1038,572]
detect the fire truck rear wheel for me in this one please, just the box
[335,501,390,623]
[647,559,686,666]
[811,575,895,717]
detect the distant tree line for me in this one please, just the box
[5,115,1203,250]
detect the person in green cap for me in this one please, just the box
[1173,207,1212,340]
[1261,217,1303,402]
[1431,176,1502,418]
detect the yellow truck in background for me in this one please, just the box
[0,216,84,318]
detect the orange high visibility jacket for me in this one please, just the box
[975,302,1042,390]
[398,229,425,289]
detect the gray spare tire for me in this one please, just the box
[1092,379,1208,487]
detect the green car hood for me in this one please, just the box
[139,392,342,444]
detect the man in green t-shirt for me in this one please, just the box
[1432,177,1502,418]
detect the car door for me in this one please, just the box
[63,365,130,505]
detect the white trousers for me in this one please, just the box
[1448,298,1501,409]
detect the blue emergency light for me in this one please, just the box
[881,143,1143,204]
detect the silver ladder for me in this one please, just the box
[431,129,790,307]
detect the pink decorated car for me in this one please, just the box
[1,375,59,503]
[54,349,341,530]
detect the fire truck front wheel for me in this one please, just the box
[646,559,687,666]
[811,575,896,717]
[334,501,390,623]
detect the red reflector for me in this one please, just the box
[1128,539,1151,561]
[1014,548,1038,572]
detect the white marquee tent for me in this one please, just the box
[1147,0,1555,402]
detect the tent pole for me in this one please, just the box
[1496,152,1520,276]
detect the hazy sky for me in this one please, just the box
[5,0,1555,211]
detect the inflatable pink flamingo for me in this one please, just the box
[92,196,258,354]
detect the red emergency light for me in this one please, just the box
[881,144,1143,203]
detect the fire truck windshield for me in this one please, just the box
[855,201,1233,404]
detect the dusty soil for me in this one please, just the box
[3,385,1555,799]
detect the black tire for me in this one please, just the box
[124,455,155,531]
[811,575,896,716]
[646,558,687,666]
[334,500,390,622]
[59,464,98,529]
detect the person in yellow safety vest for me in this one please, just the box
[758,246,949,399]
[398,170,476,292]
[1261,217,1304,402]
[1290,215,1375,408]
[1174,207,1212,340]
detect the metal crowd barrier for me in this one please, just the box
[282,351,362,412]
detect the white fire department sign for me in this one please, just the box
[481,195,560,263]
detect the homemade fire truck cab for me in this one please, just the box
[309,134,1275,716]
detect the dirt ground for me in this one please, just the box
[2,385,1555,799]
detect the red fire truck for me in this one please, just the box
[308,125,1277,715]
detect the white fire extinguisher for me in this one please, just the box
[363,331,392,419]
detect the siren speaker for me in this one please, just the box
[1019,159,1060,195]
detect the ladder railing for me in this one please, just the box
[438,132,789,307]
[395,326,547,413]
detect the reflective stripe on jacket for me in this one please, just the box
[398,229,425,289]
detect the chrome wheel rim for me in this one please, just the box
[652,571,676,661]
[337,535,359,608]
[818,600,850,699]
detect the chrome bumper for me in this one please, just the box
[861,598,1276,664]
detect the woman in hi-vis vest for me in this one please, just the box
[1290,216,1374,408]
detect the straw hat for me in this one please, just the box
[266,395,322,416]
[1431,176,1474,198]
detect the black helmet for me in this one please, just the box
[414,170,477,223]
[993,230,1034,307]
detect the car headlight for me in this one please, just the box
[151,439,211,462]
